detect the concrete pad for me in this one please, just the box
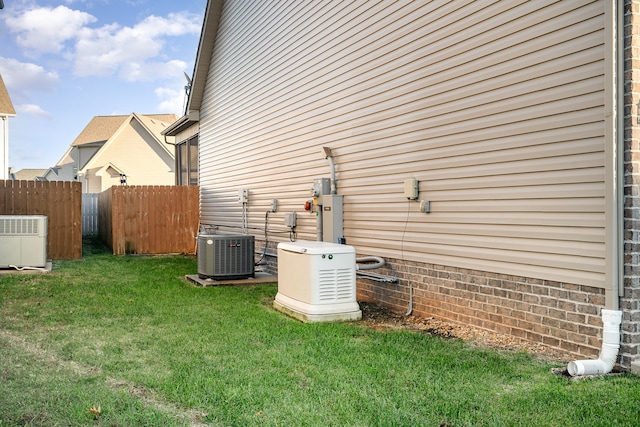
[186,271,277,287]
[0,261,52,275]
[273,298,362,323]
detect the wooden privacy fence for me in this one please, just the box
[99,185,199,255]
[0,180,82,259]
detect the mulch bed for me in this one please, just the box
[358,302,574,364]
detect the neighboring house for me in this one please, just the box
[176,0,640,372]
[40,167,60,181]
[0,73,15,181]
[11,168,48,181]
[51,113,177,193]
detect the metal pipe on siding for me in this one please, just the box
[614,0,624,307]
[567,1,624,376]
[322,147,337,194]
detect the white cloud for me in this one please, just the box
[155,85,186,116]
[3,5,200,82]
[5,5,96,57]
[133,12,202,38]
[121,59,187,83]
[73,12,200,81]
[0,57,59,103]
[16,103,53,119]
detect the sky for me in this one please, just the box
[0,0,205,172]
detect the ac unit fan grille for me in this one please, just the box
[198,234,255,280]
[0,217,41,236]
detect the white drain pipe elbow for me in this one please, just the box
[567,309,622,376]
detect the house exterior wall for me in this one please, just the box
[49,145,94,175]
[51,146,97,192]
[84,168,104,194]
[54,161,75,182]
[198,1,625,362]
[78,145,101,170]
[50,147,81,186]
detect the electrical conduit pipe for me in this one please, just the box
[567,309,622,376]
[356,256,385,270]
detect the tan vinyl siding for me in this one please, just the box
[199,1,609,288]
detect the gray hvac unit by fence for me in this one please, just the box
[197,234,255,280]
[0,215,48,268]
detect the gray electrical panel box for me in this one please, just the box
[284,212,297,228]
[312,178,331,197]
[404,178,419,200]
[322,194,343,244]
[238,188,248,204]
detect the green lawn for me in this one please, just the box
[1,238,639,426]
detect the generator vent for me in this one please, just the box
[197,234,255,280]
[0,215,48,268]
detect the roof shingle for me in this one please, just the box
[71,113,178,147]
[0,74,16,116]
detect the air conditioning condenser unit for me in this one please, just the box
[0,215,48,268]
[197,234,255,280]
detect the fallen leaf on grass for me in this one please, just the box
[88,405,101,417]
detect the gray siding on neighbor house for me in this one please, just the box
[199,1,610,288]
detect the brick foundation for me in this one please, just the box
[356,257,605,359]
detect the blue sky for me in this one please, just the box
[0,0,205,172]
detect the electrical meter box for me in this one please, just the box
[274,240,361,322]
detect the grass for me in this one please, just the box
[1,238,639,426]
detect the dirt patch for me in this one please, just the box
[359,302,573,364]
[1,328,208,427]
[107,377,209,426]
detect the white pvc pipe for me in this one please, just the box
[567,309,622,376]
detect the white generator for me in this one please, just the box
[274,240,361,322]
